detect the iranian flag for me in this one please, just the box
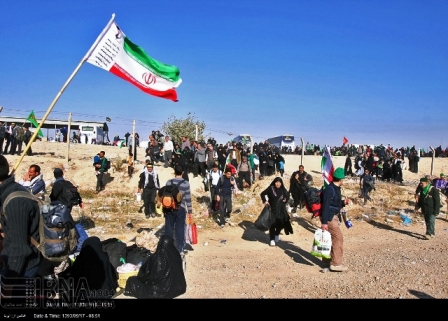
[85,19,181,101]
[321,146,334,186]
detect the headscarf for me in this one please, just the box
[124,235,186,299]
[422,182,432,195]
[270,177,288,198]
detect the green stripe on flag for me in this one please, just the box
[123,37,180,82]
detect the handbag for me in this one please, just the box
[254,205,276,231]
[310,228,332,259]
[267,160,275,167]
[214,199,220,211]
[191,223,198,245]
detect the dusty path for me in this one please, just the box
[7,141,448,298]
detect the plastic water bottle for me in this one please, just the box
[345,219,353,229]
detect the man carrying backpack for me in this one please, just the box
[93,151,109,193]
[162,165,192,255]
[0,155,41,278]
[49,168,84,211]
[320,167,351,272]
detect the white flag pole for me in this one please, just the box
[11,14,116,175]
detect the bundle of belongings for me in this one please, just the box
[43,225,185,299]
[124,235,187,299]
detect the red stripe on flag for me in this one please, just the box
[110,64,178,101]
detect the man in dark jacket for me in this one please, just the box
[415,177,440,239]
[138,163,160,218]
[216,167,235,228]
[0,155,41,278]
[93,151,108,193]
[49,168,84,210]
[320,167,351,272]
[297,165,313,208]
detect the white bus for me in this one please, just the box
[232,134,253,153]
[266,134,295,152]
[80,125,104,145]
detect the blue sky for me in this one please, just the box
[1,1,447,150]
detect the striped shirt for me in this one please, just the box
[165,177,192,213]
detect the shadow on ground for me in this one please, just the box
[238,220,325,268]
[408,289,435,299]
[366,220,425,240]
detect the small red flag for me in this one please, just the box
[343,136,348,145]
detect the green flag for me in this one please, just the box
[26,111,43,137]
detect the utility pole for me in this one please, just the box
[66,112,72,163]
[300,137,305,165]
[132,120,136,162]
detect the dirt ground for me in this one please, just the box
[7,140,448,298]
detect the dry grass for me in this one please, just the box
[72,174,424,236]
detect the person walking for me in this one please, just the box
[49,168,84,211]
[260,177,293,247]
[237,156,252,191]
[415,177,440,239]
[320,167,351,272]
[93,151,108,193]
[208,163,222,213]
[162,165,192,255]
[216,167,235,227]
[138,163,160,218]
[162,135,174,168]
[359,168,375,205]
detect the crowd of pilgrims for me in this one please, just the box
[138,130,447,184]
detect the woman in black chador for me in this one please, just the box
[260,177,293,247]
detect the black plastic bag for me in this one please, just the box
[126,244,152,265]
[254,205,275,231]
[101,238,127,278]
[124,235,186,299]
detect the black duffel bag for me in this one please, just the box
[254,205,276,231]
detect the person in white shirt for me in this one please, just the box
[209,163,222,212]
[162,135,174,168]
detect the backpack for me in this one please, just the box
[226,163,237,175]
[1,191,78,262]
[304,185,335,219]
[220,175,236,187]
[0,126,5,139]
[15,126,25,141]
[57,180,82,207]
[158,179,186,212]
[103,158,111,171]
[354,157,361,170]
